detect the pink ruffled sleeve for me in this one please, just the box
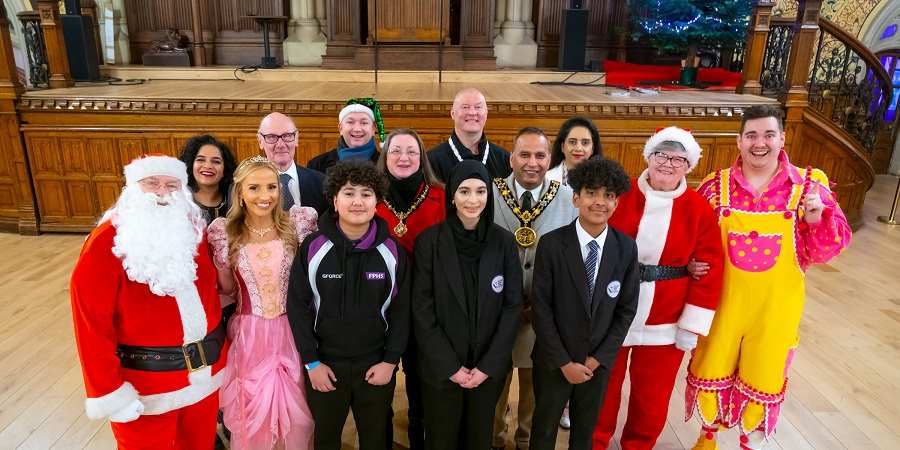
[289,205,319,245]
[207,217,231,270]
[797,176,852,271]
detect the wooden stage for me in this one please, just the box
[11,73,795,234]
[1,175,899,449]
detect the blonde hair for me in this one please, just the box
[225,156,298,266]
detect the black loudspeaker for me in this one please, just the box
[62,14,102,81]
[64,0,81,13]
[558,8,589,71]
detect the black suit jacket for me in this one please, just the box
[306,146,380,176]
[295,165,326,214]
[531,220,639,371]
[412,222,523,386]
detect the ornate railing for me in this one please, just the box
[16,11,49,88]
[759,17,794,96]
[807,18,892,153]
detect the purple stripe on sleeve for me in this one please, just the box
[307,235,329,264]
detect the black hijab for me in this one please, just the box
[445,160,495,259]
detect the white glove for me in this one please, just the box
[108,399,144,423]
[675,328,698,352]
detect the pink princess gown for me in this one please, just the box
[208,206,318,450]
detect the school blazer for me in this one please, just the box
[412,222,524,386]
[530,220,640,371]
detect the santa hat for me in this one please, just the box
[643,126,702,171]
[339,103,375,124]
[123,154,188,186]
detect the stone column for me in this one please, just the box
[283,0,326,66]
[493,0,506,39]
[316,0,327,37]
[96,0,130,64]
[493,0,536,67]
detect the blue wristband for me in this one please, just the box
[304,361,320,370]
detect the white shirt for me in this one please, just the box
[514,180,543,207]
[575,218,608,280]
[280,162,302,205]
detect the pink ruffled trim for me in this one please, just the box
[685,372,786,440]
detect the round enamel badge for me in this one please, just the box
[491,275,504,293]
[607,280,621,298]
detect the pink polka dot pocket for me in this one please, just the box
[727,230,782,272]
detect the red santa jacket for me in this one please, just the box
[70,220,227,419]
[376,183,445,256]
[609,173,723,346]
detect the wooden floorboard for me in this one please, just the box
[20,79,774,106]
[1,176,899,449]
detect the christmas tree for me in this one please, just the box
[631,0,752,70]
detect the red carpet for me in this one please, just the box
[604,60,742,90]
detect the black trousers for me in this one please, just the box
[404,346,426,450]
[529,364,610,450]
[421,373,506,450]
[305,356,396,450]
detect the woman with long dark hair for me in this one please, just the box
[547,116,602,187]
[179,134,237,224]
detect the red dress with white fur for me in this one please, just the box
[592,173,723,450]
[70,220,227,446]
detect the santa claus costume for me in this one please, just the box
[70,155,227,450]
[592,127,724,450]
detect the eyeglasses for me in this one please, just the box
[138,178,182,192]
[387,149,421,158]
[258,131,298,144]
[650,151,689,169]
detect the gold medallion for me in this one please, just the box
[394,222,408,237]
[514,226,537,247]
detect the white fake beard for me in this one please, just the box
[108,185,204,297]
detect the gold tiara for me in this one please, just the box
[236,155,273,171]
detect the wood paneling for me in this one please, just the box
[367,0,449,43]
[125,0,286,66]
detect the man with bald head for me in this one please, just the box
[258,112,326,213]
[427,87,511,182]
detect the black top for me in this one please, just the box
[287,210,410,365]
[530,221,640,371]
[195,197,228,225]
[427,131,511,184]
[412,220,523,386]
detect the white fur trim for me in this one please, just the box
[123,155,188,186]
[623,322,678,346]
[678,303,716,336]
[339,104,374,124]
[141,368,223,415]
[173,285,208,345]
[84,382,139,420]
[643,126,702,171]
[635,170,679,266]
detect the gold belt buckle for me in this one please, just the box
[182,340,208,372]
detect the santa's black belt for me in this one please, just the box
[116,322,225,372]
[639,263,689,282]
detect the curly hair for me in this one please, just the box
[324,160,388,201]
[550,116,602,169]
[178,134,237,196]
[567,157,631,197]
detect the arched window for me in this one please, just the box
[878,50,900,122]
[881,24,898,40]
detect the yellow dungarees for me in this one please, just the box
[686,167,817,439]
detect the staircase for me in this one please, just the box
[741,0,895,226]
